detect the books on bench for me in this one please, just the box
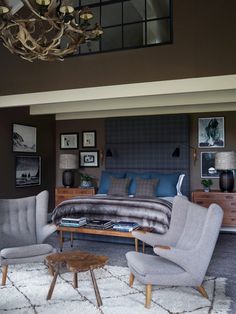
[112,221,140,232]
[85,219,114,229]
[60,217,87,227]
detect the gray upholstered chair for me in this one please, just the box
[126,196,223,308]
[132,196,189,249]
[0,190,57,285]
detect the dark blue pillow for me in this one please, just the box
[98,171,126,194]
[150,172,180,197]
[126,172,150,195]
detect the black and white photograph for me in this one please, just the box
[198,117,224,148]
[79,151,99,167]
[13,124,36,152]
[201,152,220,178]
[82,131,96,148]
[60,133,78,149]
[16,156,41,187]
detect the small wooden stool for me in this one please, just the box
[45,250,108,307]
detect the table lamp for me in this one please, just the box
[59,154,78,188]
[215,151,236,192]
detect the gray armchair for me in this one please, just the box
[126,196,223,308]
[0,190,56,285]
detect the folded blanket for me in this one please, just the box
[51,195,172,234]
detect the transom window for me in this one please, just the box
[73,0,172,55]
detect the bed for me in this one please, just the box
[52,171,185,234]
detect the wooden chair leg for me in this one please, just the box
[145,284,152,308]
[2,265,8,286]
[197,285,209,299]
[129,272,135,287]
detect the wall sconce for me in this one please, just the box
[106,148,113,157]
[172,145,197,165]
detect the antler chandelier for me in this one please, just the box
[0,0,103,61]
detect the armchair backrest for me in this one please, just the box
[0,190,49,250]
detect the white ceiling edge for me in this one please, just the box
[55,102,236,120]
[1,74,236,109]
[30,89,236,115]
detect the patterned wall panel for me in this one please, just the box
[105,115,190,196]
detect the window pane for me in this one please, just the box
[123,23,145,48]
[123,0,145,23]
[80,40,100,54]
[147,19,171,44]
[147,0,170,19]
[101,3,122,27]
[101,26,122,51]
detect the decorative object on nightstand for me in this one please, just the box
[215,151,236,192]
[59,154,78,188]
[201,179,213,192]
[79,172,94,188]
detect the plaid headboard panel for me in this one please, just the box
[105,115,190,196]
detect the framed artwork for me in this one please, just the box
[201,152,220,178]
[13,124,36,152]
[198,117,224,148]
[16,156,41,187]
[82,131,96,148]
[79,151,99,167]
[60,133,78,149]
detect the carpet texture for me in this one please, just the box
[0,263,231,314]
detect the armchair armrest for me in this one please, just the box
[37,224,57,244]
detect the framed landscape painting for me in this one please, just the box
[16,156,41,187]
[13,124,36,152]
[198,117,224,148]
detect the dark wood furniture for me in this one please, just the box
[192,190,236,227]
[45,250,108,307]
[57,225,153,252]
[55,187,95,206]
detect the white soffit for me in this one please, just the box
[0,74,235,119]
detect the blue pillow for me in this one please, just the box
[150,172,180,197]
[98,171,126,194]
[126,172,150,195]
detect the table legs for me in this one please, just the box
[73,272,78,288]
[59,230,64,252]
[90,269,103,307]
[47,267,59,300]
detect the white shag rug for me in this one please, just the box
[0,263,231,314]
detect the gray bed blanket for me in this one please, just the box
[51,195,172,234]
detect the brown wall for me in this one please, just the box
[0,0,236,96]
[56,119,105,188]
[0,107,56,210]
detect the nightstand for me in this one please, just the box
[191,190,236,227]
[55,187,95,206]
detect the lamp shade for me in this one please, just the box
[215,152,236,170]
[59,154,78,169]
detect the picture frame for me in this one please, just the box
[60,133,78,149]
[82,131,96,148]
[15,156,41,187]
[198,117,224,148]
[13,124,37,152]
[79,151,99,167]
[201,152,220,178]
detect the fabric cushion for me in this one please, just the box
[126,172,150,195]
[98,171,126,194]
[150,172,180,197]
[1,244,54,259]
[107,177,131,196]
[134,178,159,198]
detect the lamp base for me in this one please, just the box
[219,170,234,192]
[62,170,74,188]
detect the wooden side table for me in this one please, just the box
[55,187,95,206]
[45,250,108,307]
[191,190,236,227]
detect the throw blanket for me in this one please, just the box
[51,196,172,234]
